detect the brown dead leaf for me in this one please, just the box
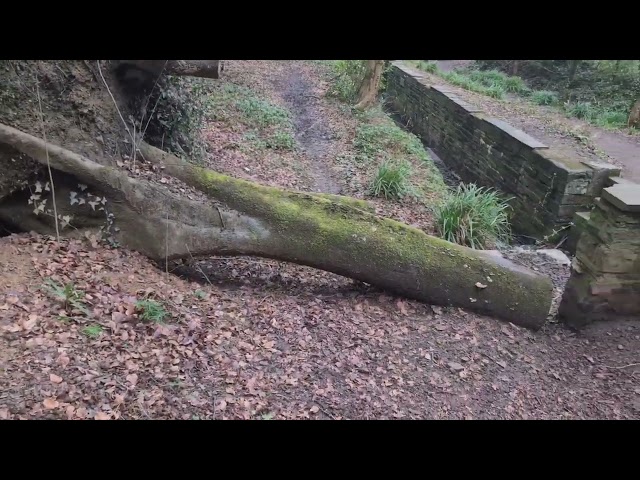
[56,353,70,368]
[94,412,111,420]
[310,405,320,414]
[50,374,63,384]
[7,295,19,304]
[397,300,408,315]
[43,398,59,410]
[126,373,138,386]
[23,316,37,331]
[0,408,9,419]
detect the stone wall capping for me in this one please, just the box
[602,184,640,213]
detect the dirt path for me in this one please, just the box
[272,64,342,194]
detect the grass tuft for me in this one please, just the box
[369,160,412,200]
[435,183,512,249]
[135,299,169,323]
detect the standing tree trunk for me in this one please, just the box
[511,60,520,76]
[629,99,640,128]
[354,60,385,110]
[568,60,580,85]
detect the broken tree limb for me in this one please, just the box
[117,60,224,79]
[0,122,553,329]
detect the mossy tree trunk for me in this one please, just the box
[0,122,553,329]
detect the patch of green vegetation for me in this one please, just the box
[594,109,629,129]
[135,299,169,323]
[194,289,206,300]
[42,278,89,315]
[354,120,429,162]
[565,101,595,120]
[205,83,297,152]
[370,160,412,200]
[350,109,447,200]
[531,90,559,106]
[435,183,512,250]
[326,60,368,103]
[414,60,438,73]
[82,324,103,339]
[475,60,640,132]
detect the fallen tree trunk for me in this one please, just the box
[117,60,224,79]
[0,122,553,329]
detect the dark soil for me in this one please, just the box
[275,65,342,194]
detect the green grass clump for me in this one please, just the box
[135,299,169,324]
[82,324,103,339]
[370,160,412,200]
[531,90,559,106]
[485,83,506,99]
[435,183,512,250]
[414,61,438,73]
[565,101,595,120]
[594,109,629,129]
[42,278,89,315]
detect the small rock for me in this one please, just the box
[448,362,464,372]
[618,344,624,350]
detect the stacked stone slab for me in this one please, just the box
[558,183,640,328]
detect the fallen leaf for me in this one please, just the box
[126,373,138,385]
[43,398,59,409]
[497,360,507,369]
[0,408,9,419]
[310,405,320,413]
[50,374,63,384]
[475,282,487,289]
[94,412,111,420]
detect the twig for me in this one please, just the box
[132,121,137,173]
[604,363,640,370]
[96,61,135,145]
[555,234,568,249]
[215,205,226,230]
[139,61,169,147]
[185,244,214,286]
[165,210,169,275]
[35,77,60,242]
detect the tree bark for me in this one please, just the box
[355,60,385,110]
[117,60,224,79]
[0,122,553,329]
[629,99,640,129]
[511,60,520,76]
[567,60,580,85]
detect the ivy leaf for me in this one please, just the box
[34,181,43,193]
[69,191,78,206]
